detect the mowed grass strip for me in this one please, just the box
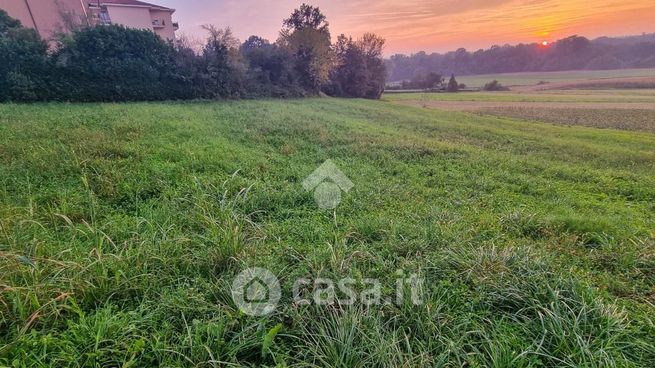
[385,89,655,133]
[0,99,654,366]
[454,68,655,88]
[384,90,655,103]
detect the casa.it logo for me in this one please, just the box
[231,268,281,316]
[302,159,353,210]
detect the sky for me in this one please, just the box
[155,0,655,55]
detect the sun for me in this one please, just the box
[541,41,549,46]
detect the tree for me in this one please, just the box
[282,3,329,32]
[328,34,367,97]
[585,55,622,70]
[327,33,386,99]
[242,35,270,52]
[358,33,387,98]
[447,74,459,92]
[279,4,332,94]
[196,26,244,98]
[241,35,302,97]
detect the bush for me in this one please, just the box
[483,80,509,91]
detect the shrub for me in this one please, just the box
[483,80,509,91]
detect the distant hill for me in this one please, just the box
[594,33,655,45]
[387,33,655,83]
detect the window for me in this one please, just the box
[98,8,111,25]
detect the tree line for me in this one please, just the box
[387,35,655,82]
[0,4,387,102]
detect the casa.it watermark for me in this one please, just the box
[303,159,353,210]
[231,268,423,316]
[230,161,424,316]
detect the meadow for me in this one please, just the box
[454,68,655,88]
[1,98,654,366]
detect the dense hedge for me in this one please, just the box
[53,25,187,101]
[0,6,387,102]
[0,10,50,101]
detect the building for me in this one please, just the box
[0,0,177,41]
[0,0,91,40]
[89,0,178,40]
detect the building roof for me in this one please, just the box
[90,0,175,12]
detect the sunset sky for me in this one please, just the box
[155,0,655,55]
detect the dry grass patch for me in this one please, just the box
[479,107,655,133]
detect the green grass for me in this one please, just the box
[1,99,654,366]
[454,68,655,87]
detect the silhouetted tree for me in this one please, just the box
[358,33,387,98]
[282,3,329,32]
[447,74,459,92]
[327,33,386,98]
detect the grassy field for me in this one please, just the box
[455,68,655,88]
[385,89,655,133]
[1,99,655,366]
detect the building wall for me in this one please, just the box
[149,9,174,40]
[0,0,89,40]
[105,5,152,31]
[0,0,36,28]
[0,0,176,41]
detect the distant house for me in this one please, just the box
[0,0,178,41]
